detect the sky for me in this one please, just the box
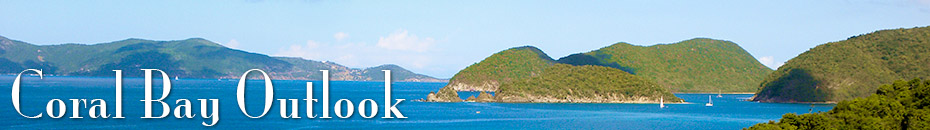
[1,0,929,78]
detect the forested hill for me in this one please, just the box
[428,38,773,102]
[427,46,683,103]
[752,26,930,103]
[495,64,683,103]
[0,35,443,82]
[558,38,773,92]
[442,46,556,92]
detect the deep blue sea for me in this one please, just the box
[0,76,834,129]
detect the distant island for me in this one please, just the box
[752,26,930,103]
[0,35,444,82]
[428,38,771,103]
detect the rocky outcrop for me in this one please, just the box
[495,94,683,103]
[427,87,462,102]
[465,91,496,102]
[445,81,499,92]
[465,96,476,101]
[475,91,496,102]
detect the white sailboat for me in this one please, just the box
[705,95,713,107]
[174,76,179,80]
[717,90,723,98]
[660,97,667,108]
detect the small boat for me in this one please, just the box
[717,90,723,98]
[705,96,713,107]
[660,97,667,108]
[174,76,179,80]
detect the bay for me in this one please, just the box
[0,76,833,129]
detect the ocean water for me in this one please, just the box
[0,76,834,129]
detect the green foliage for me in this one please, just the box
[557,53,637,74]
[496,64,682,102]
[752,69,830,102]
[447,46,555,89]
[746,78,930,130]
[754,26,930,102]
[437,45,684,102]
[559,38,773,92]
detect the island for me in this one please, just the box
[752,26,930,103]
[428,46,683,103]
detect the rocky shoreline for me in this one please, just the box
[427,84,685,103]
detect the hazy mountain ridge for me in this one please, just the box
[0,35,444,82]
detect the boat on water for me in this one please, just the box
[717,90,723,97]
[705,96,713,107]
[660,97,667,108]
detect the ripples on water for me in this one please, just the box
[0,76,834,129]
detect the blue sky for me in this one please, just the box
[1,0,929,78]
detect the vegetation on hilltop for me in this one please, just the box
[430,45,687,103]
[558,38,772,92]
[495,64,682,103]
[753,26,930,103]
[746,78,930,130]
[430,38,771,102]
[427,86,461,102]
[443,46,556,91]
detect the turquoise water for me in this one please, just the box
[0,76,834,129]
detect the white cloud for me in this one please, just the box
[223,39,241,49]
[274,30,441,76]
[333,32,349,41]
[758,56,784,69]
[305,40,320,49]
[377,29,434,52]
[275,40,323,59]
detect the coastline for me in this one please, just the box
[750,100,839,104]
[674,92,756,94]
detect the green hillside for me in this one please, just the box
[752,26,930,103]
[442,46,555,91]
[746,78,930,129]
[428,45,684,103]
[0,35,442,82]
[496,64,683,103]
[558,38,772,92]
